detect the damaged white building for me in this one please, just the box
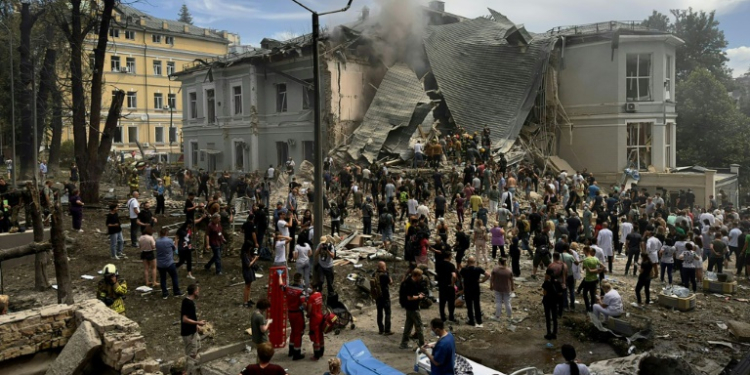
[175,1,739,208]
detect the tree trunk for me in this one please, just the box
[48,86,63,173]
[35,32,55,176]
[66,0,117,204]
[50,197,72,304]
[30,183,48,291]
[0,243,52,262]
[18,3,36,179]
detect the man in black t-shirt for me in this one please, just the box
[106,203,125,259]
[374,261,393,335]
[434,192,447,219]
[624,231,643,276]
[181,284,205,375]
[460,257,489,327]
[184,192,202,224]
[430,236,451,264]
[435,252,457,322]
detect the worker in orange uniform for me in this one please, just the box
[307,282,325,361]
[285,273,307,361]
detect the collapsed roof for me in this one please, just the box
[423,11,557,153]
[344,64,430,163]
[341,9,559,164]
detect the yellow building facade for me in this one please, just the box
[63,5,232,158]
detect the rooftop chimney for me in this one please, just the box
[138,17,146,26]
[162,21,169,30]
[203,28,210,36]
[428,1,445,12]
[184,25,190,33]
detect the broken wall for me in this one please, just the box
[0,300,159,374]
[326,57,379,148]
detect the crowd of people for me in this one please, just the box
[10,137,750,375]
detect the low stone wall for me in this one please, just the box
[0,304,77,361]
[0,299,159,374]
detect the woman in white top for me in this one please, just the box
[592,282,623,322]
[680,242,698,292]
[659,240,676,285]
[553,344,590,375]
[294,236,313,288]
[273,231,292,267]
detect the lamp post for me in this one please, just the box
[290,0,353,246]
[0,20,16,188]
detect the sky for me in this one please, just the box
[133,0,750,77]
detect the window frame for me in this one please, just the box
[165,36,175,45]
[188,91,198,119]
[233,140,245,171]
[626,53,653,102]
[109,28,120,38]
[232,85,243,116]
[153,60,162,76]
[152,34,162,43]
[626,122,653,171]
[127,126,139,144]
[113,126,123,144]
[125,57,136,74]
[276,83,287,113]
[205,87,216,124]
[276,141,289,166]
[167,93,177,109]
[665,55,673,101]
[126,91,137,109]
[124,30,136,40]
[166,61,175,76]
[302,79,314,110]
[190,140,199,167]
[154,126,165,144]
[153,93,164,109]
[110,56,121,72]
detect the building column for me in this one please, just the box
[704,169,716,208]
[248,65,260,172]
[652,122,665,172]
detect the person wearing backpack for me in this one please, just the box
[362,197,374,235]
[372,261,393,335]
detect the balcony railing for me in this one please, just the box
[546,21,661,36]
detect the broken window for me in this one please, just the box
[665,55,673,101]
[206,89,216,124]
[302,79,314,110]
[626,54,652,102]
[627,122,652,170]
[233,86,243,115]
[190,141,199,166]
[235,141,245,170]
[276,141,289,166]
[276,83,287,113]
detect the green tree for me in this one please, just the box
[642,10,671,32]
[676,69,750,168]
[178,3,193,25]
[671,8,730,84]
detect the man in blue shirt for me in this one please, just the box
[420,318,455,375]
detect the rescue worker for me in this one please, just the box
[307,283,325,361]
[97,264,128,314]
[128,170,140,193]
[284,273,307,360]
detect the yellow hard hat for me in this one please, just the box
[102,264,118,276]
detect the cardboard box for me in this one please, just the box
[703,279,737,294]
[658,293,696,311]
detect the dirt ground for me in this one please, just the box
[3,180,750,374]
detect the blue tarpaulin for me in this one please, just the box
[337,340,405,375]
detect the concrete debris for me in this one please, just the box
[728,320,750,343]
[45,320,102,375]
[588,352,700,375]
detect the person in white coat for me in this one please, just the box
[597,222,614,273]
